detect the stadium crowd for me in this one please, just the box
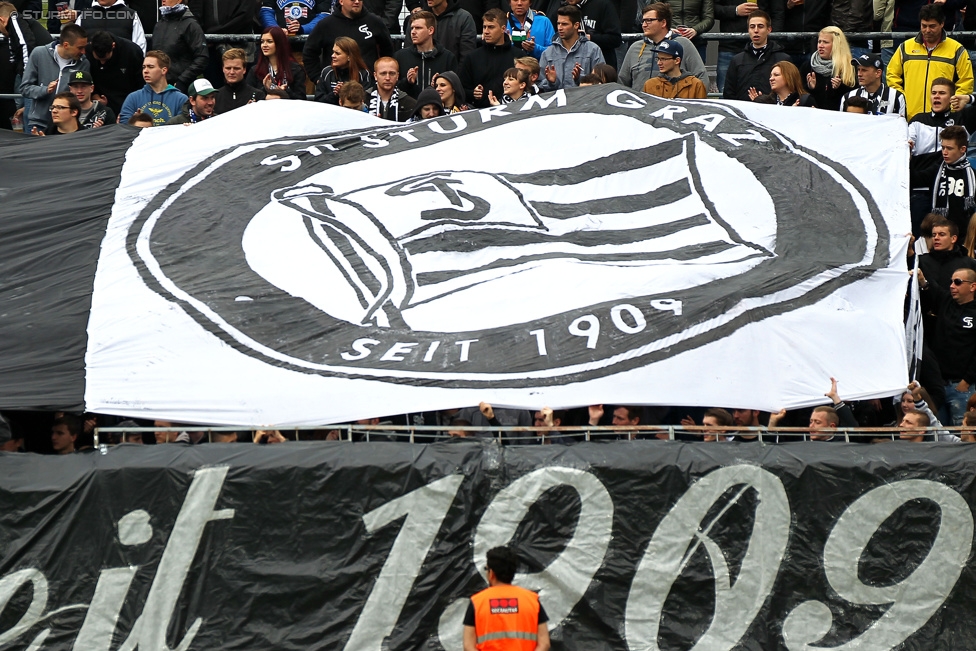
[3,0,976,450]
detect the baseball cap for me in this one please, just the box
[188,79,218,97]
[852,53,883,69]
[68,70,93,85]
[652,39,683,59]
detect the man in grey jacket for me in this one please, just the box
[20,23,88,131]
[538,4,604,91]
[618,2,705,91]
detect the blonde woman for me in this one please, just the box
[801,26,856,111]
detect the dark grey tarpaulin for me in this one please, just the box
[0,127,140,411]
[0,440,972,650]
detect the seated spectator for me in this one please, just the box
[152,0,207,94]
[31,91,81,134]
[215,48,265,114]
[75,0,146,53]
[507,0,553,61]
[265,88,290,99]
[538,5,605,92]
[432,70,469,112]
[767,378,859,441]
[722,10,789,102]
[126,110,152,126]
[314,36,371,105]
[578,73,601,86]
[118,50,187,125]
[368,57,416,121]
[611,405,650,440]
[395,11,459,100]
[68,69,114,128]
[20,23,89,132]
[459,8,515,108]
[619,3,705,91]
[843,95,870,114]
[898,408,931,442]
[245,26,308,101]
[800,26,855,111]
[840,53,905,116]
[514,55,540,94]
[116,419,145,444]
[591,63,617,84]
[338,79,367,111]
[732,408,762,441]
[167,78,217,124]
[680,407,734,441]
[532,408,576,443]
[642,39,706,99]
[747,61,816,106]
[51,415,81,454]
[447,418,472,437]
[86,31,144,116]
[408,86,445,120]
[488,66,529,104]
[931,125,976,237]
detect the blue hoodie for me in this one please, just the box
[119,83,189,126]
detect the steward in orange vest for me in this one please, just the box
[463,546,550,651]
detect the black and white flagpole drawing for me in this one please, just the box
[0,87,911,424]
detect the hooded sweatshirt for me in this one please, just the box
[409,86,445,121]
[118,82,188,125]
[436,70,468,112]
[394,43,458,99]
[20,40,90,128]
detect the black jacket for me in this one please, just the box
[458,37,516,108]
[86,35,144,115]
[714,0,782,52]
[394,44,459,98]
[302,10,394,84]
[540,0,621,68]
[313,66,372,103]
[924,280,976,385]
[366,0,405,34]
[722,40,790,101]
[781,0,831,53]
[921,246,976,292]
[244,60,308,100]
[47,0,156,34]
[368,87,418,120]
[830,0,872,32]
[402,1,479,64]
[187,0,260,34]
[799,57,853,111]
[152,8,209,93]
[215,80,266,114]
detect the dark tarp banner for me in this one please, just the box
[0,89,910,423]
[0,440,973,650]
[0,126,140,411]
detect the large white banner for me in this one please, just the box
[85,87,910,425]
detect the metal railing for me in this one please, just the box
[94,424,961,446]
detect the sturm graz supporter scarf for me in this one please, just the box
[369,90,400,121]
[932,156,976,227]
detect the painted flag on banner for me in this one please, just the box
[0,86,910,424]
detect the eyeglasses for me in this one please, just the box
[656,55,675,60]
[951,278,974,286]
[50,105,71,111]
[641,17,663,23]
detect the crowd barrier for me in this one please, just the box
[94,424,956,444]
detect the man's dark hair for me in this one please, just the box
[90,30,115,57]
[593,63,617,83]
[748,9,771,27]
[929,215,958,237]
[265,88,290,99]
[931,76,955,93]
[59,24,87,44]
[53,415,83,437]
[579,73,602,84]
[483,8,506,25]
[616,406,641,422]
[942,124,969,149]
[54,91,81,117]
[412,10,436,29]
[644,2,672,29]
[845,95,870,111]
[703,408,734,427]
[556,4,582,26]
[919,3,945,24]
[128,111,153,126]
[904,409,931,427]
[486,546,519,583]
[812,406,840,426]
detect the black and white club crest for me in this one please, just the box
[128,86,887,387]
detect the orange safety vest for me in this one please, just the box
[470,584,541,651]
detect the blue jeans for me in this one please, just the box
[850,46,871,60]
[941,381,975,426]
[716,50,734,94]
